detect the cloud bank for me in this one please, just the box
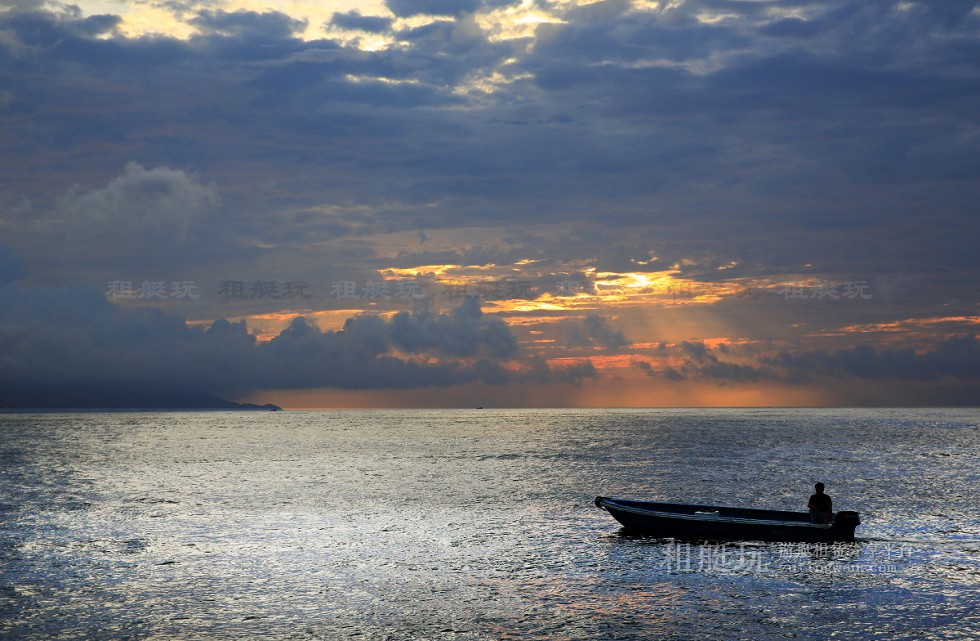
[0,283,593,408]
[650,337,980,405]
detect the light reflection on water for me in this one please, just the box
[1,408,978,640]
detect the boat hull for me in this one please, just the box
[595,497,860,543]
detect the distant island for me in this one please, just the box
[0,389,281,412]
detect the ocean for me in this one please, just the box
[1,408,978,640]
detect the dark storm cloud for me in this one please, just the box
[521,0,980,182]
[8,163,228,282]
[673,341,771,383]
[190,9,307,39]
[3,0,976,252]
[0,287,587,407]
[330,11,394,33]
[52,162,219,240]
[515,1,980,211]
[0,7,121,43]
[565,315,630,351]
[521,355,597,386]
[0,4,525,233]
[385,0,483,19]
[389,296,518,359]
[770,335,980,382]
[0,0,46,10]
[659,337,980,401]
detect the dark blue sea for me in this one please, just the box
[1,408,978,640]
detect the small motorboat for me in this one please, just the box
[595,496,861,542]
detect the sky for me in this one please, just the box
[0,0,978,408]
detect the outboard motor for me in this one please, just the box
[835,511,861,541]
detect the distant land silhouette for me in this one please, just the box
[0,387,281,411]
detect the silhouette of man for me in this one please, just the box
[808,482,833,523]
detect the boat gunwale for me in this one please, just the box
[597,497,837,530]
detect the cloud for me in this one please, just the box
[389,295,519,359]
[8,163,226,283]
[663,367,685,382]
[189,9,307,40]
[634,359,657,378]
[0,0,47,11]
[566,315,629,351]
[659,336,980,403]
[52,162,218,240]
[672,341,771,383]
[770,335,980,382]
[520,355,597,386]
[385,0,483,19]
[0,245,27,287]
[330,11,393,34]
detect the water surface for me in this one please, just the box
[1,408,978,639]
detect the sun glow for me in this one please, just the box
[344,74,422,86]
[382,265,463,278]
[476,0,566,42]
[72,1,390,41]
[589,271,734,306]
[61,0,680,49]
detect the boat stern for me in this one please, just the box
[835,510,861,541]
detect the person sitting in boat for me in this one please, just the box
[808,482,833,523]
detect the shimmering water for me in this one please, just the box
[1,408,978,640]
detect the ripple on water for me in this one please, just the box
[0,408,978,640]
